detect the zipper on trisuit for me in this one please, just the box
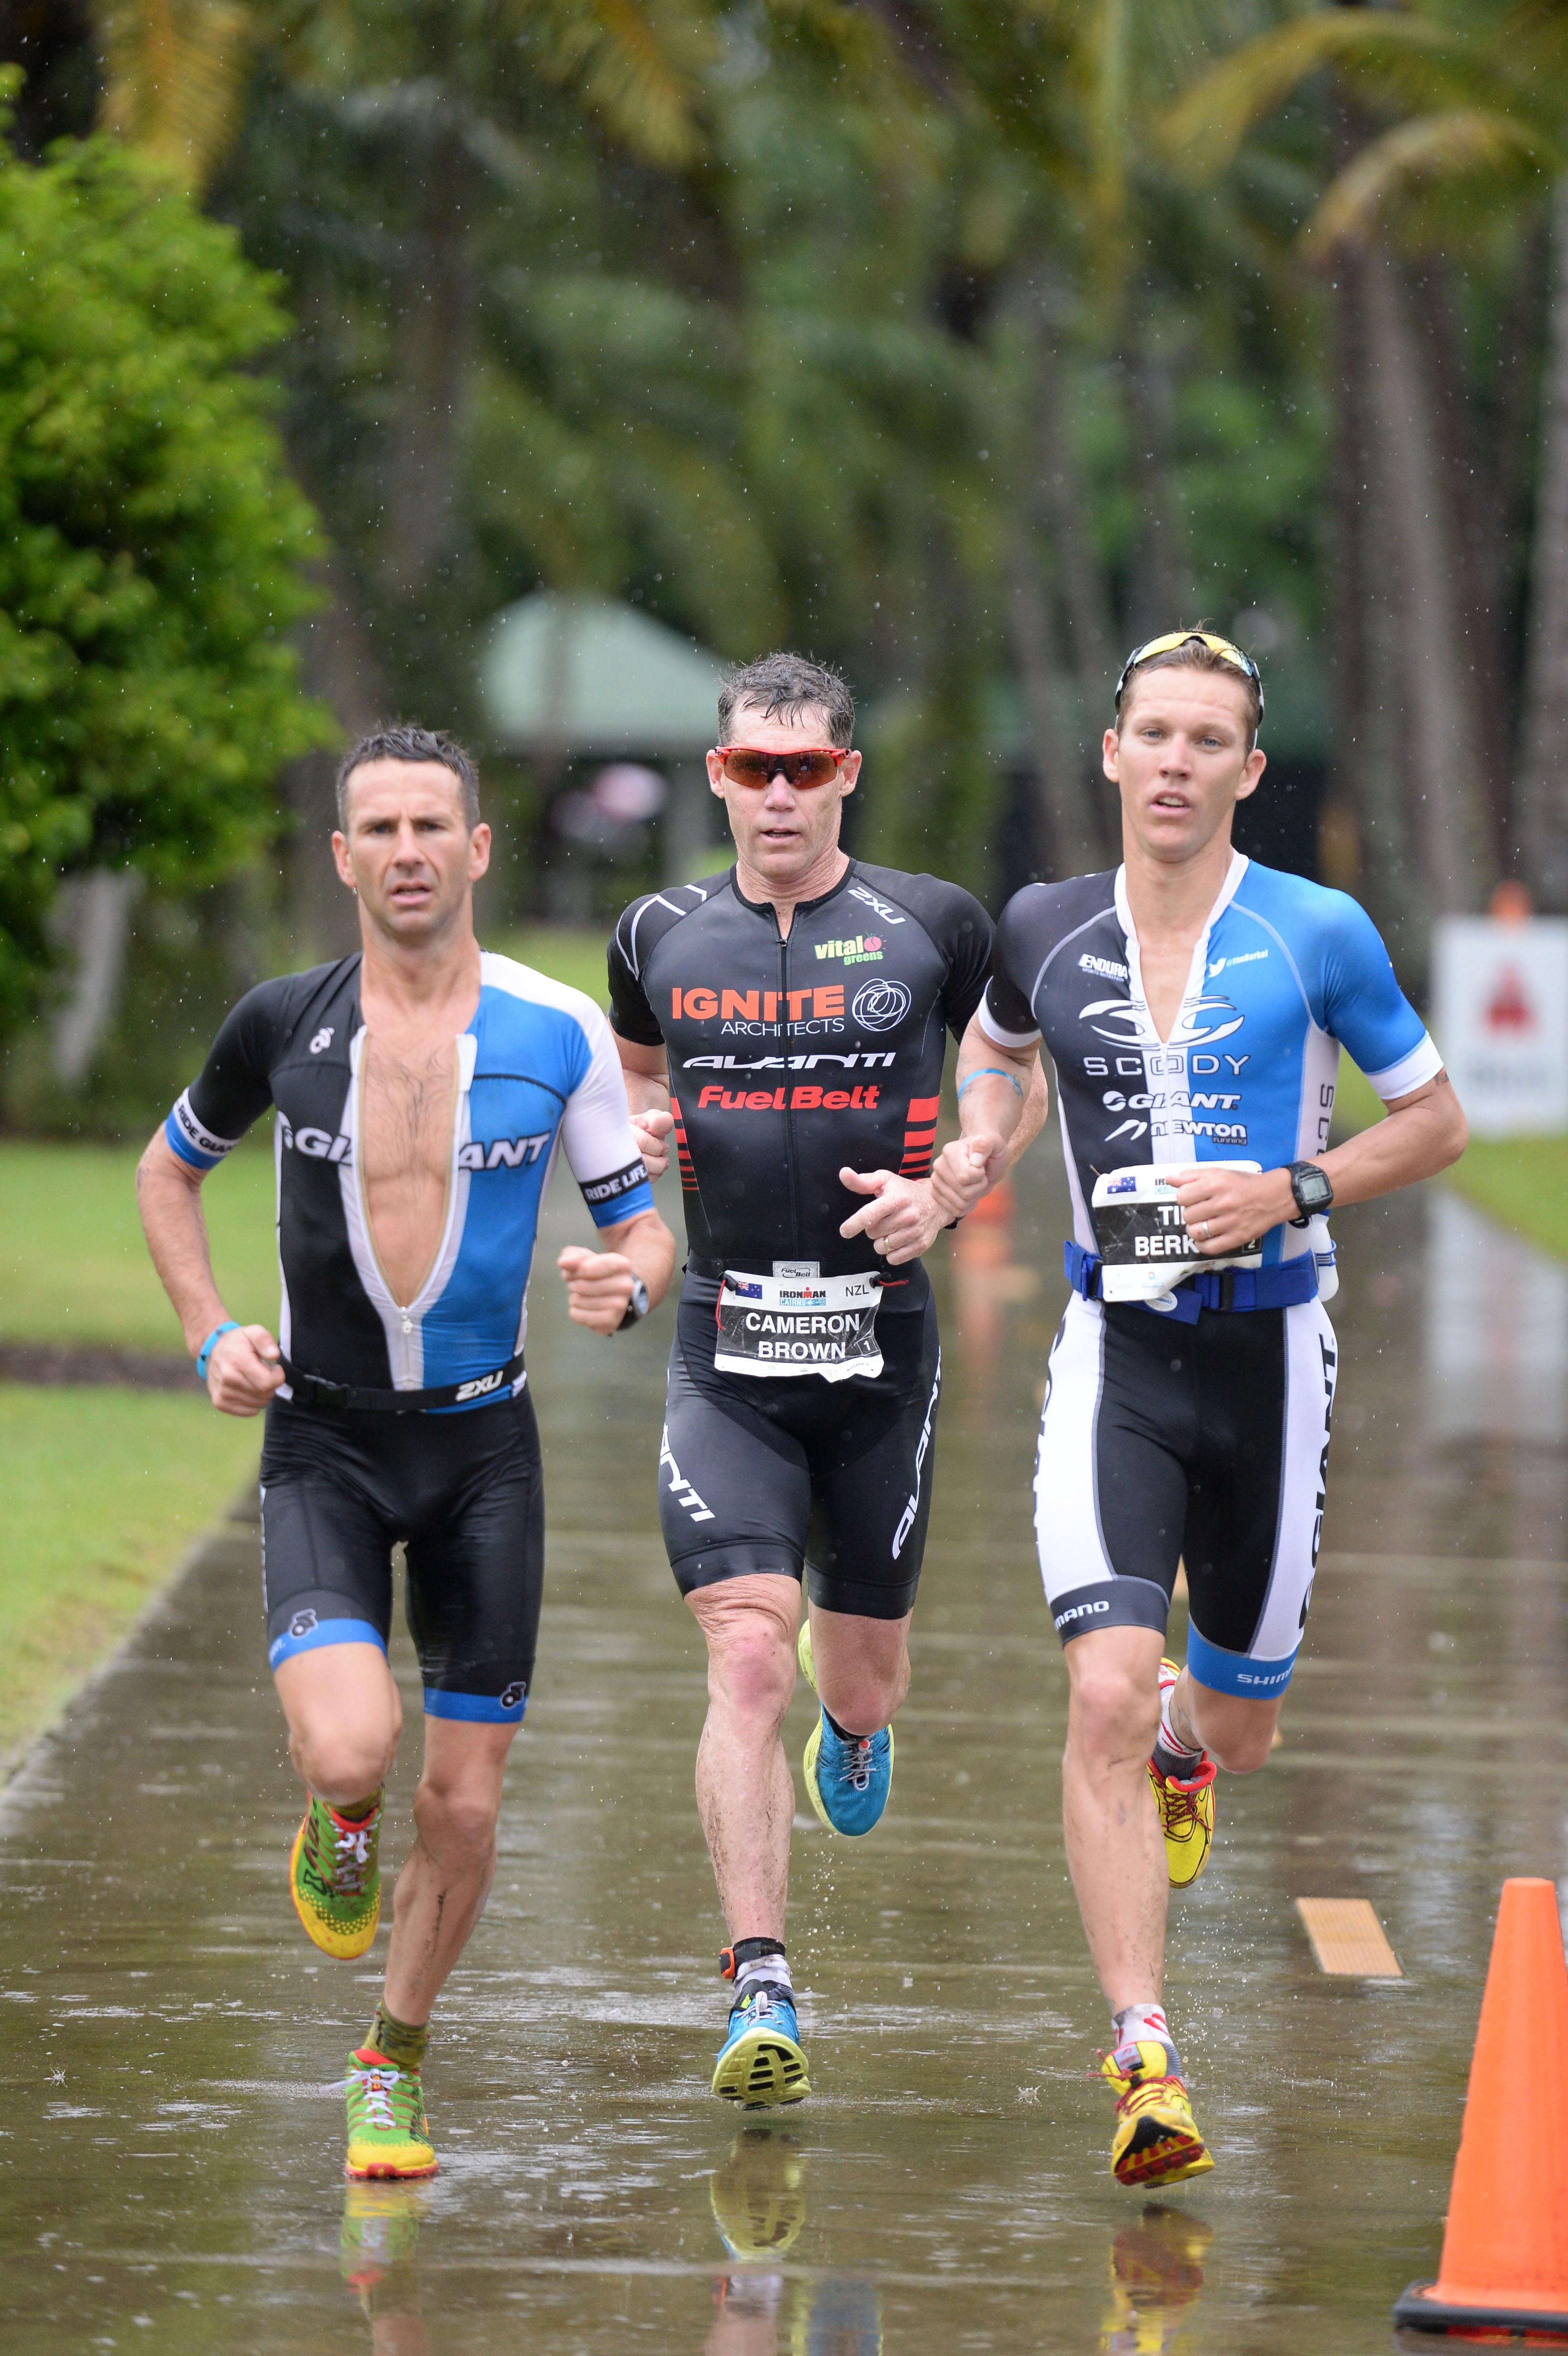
[778,926,802,1256]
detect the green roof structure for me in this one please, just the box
[481,590,727,755]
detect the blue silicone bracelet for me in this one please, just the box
[957,1066,1024,1102]
[196,1320,239,1380]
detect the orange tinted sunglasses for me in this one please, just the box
[715,746,848,789]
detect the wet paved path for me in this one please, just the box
[3,1158,1566,2354]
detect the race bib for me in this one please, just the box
[715,1269,883,1382]
[1089,1163,1263,1304]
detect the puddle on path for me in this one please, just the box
[1,1156,1564,2353]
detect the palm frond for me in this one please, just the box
[525,0,714,169]
[96,0,255,189]
[1305,107,1559,253]
[1161,10,1487,184]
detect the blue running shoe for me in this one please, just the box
[712,1983,810,2108]
[803,1713,893,1837]
[797,1617,895,1837]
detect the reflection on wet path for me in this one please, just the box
[1,1157,1565,2351]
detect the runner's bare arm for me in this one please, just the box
[134,1130,284,1415]
[1169,1070,1470,1256]
[614,1033,675,1179]
[557,1207,677,1335]
[928,1015,1049,1226]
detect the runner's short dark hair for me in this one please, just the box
[718,653,855,747]
[1118,638,1262,748]
[336,726,481,829]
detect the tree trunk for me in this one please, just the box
[1415,258,1510,866]
[1002,514,1103,878]
[1516,178,1568,908]
[381,122,474,602]
[1121,347,1189,640]
[1360,244,1496,916]
[1025,293,1119,853]
[47,870,143,1088]
[280,552,389,965]
[1326,245,1424,962]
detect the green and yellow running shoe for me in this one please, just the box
[339,2178,429,2316]
[290,1791,382,1960]
[343,2047,438,2181]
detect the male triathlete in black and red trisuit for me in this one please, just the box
[608,651,1044,2108]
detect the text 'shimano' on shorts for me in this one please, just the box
[259,1389,544,1723]
[659,1292,941,1621]
[1034,1292,1338,1697]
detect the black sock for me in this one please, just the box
[824,1709,864,1742]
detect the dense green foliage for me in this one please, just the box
[0,89,328,1034]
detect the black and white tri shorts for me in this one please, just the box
[1035,1292,1338,1698]
[259,1389,544,1724]
[658,1293,942,1621]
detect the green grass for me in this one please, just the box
[1334,1058,1568,1262]
[0,1387,259,1757]
[497,925,613,1005]
[0,1139,280,1350]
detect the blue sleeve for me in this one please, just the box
[559,1001,656,1228]
[1317,892,1434,1086]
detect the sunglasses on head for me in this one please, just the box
[1114,631,1264,716]
[715,745,848,790]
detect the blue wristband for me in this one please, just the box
[196,1320,240,1380]
[957,1066,1024,1102]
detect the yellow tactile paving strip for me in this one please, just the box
[1295,1897,1403,1977]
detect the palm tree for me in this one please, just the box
[1163,0,1556,933]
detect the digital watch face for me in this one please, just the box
[1294,1165,1333,1212]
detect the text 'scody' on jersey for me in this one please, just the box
[608,862,992,1305]
[979,851,1442,1267]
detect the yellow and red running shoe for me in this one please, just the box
[1100,2039,1214,2190]
[290,1790,382,1959]
[1149,1660,1215,1888]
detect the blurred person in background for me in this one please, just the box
[935,632,1466,2189]
[137,724,674,2182]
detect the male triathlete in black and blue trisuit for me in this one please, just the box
[934,633,1467,2189]
[609,652,1043,2109]
[138,727,674,2181]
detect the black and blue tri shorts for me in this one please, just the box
[259,1389,544,1724]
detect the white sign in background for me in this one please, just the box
[1430,916,1568,1138]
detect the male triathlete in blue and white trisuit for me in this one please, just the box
[929,633,1467,2189]
[137,727,674,2181]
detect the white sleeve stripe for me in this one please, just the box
[977,997,1040,1050]
[1363,1031,1444,1101]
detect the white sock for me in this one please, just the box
[736,1951,793,1999]
[1158,1680,1204,1767]
[1112,2001,1180,2074]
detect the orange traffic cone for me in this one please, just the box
[1394,1878,1568,2334]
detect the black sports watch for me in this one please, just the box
[618,1275,651,1330]
[1286,1161,1334,1221]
